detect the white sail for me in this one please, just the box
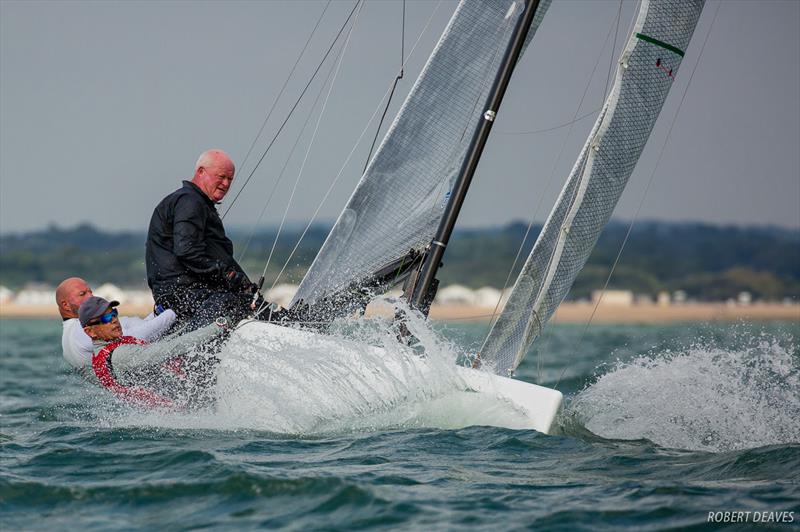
[480,0,705,376]
[293,0,550,307]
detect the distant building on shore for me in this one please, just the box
[473,287,502,308]
[591,289,633,306]
[657,291,671,307]
[0,285,13,304]
[737,291,752,306]
[673,290,688,304]
[95,283,126,304]
[14,284,54,306]
[436,285,476,305]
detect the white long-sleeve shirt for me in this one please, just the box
[62,310,177,375]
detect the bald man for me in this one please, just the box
[56,277,176,375]
[146,149,259,326]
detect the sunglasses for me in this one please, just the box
[89,308,118,326]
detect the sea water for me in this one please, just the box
[1,316,798,530]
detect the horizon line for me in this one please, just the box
[2,217,799,237]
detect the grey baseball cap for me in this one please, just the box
[79,296,120,326]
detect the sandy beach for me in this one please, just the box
[2,300,797,323]
[424,301,799,323]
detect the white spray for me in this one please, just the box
[567,332,800,452]
[110,299,531,433]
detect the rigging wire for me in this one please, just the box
[553,0,723,391]
[426,2,518,232]
[261,3,364,291]
[236,1,332,186]
[221,0,362,220]
[362,0,405,174]
[257,1,444,307]
[235,36,345,264]
[496,3,626,134]
[602,0,624,102]
[485,12,625,335]
[533,0,623,383]
[473,7,632,382]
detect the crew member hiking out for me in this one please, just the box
[80,296,228,409]
[56,276,177,376]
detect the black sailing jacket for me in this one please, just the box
[146,181,247,299]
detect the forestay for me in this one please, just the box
[480,0,705,376]
[293,0,551,306]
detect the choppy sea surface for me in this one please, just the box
[1,314,798,530]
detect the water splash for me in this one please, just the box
[566,332,800,452]
[108,300,532,433]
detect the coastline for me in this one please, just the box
[426,301,800,323]
[3,301,797,323]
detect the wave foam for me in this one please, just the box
[566,332,800,452]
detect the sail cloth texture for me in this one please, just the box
[480,0,705,376]
[293,0,551,307]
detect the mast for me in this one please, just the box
[409,0,542,311]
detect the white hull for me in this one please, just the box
[228,320,563,434]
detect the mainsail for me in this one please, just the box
[292,0,550,307]
[480,0,705,376]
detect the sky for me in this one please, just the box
[1,0,798,234]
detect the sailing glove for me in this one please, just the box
[225,270,252,292]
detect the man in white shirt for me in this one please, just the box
[56,277,177,376]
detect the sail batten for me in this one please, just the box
[292,0,551,308]
[480,0,705,376]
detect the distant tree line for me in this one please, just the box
[442,221,800,300]
[1,221,797,301]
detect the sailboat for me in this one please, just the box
[224,0,705,434]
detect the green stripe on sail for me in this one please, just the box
[635,33,685,56]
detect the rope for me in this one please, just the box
[537,0,621,385]
[485,13,624,335]
[495,108,600,136]
[362,0,405,174]
[602,0,624,102]
[260,1,444,306]
[221,0,362,220]
[425,1,515,221]
[236,37,345,264]
[236,1,332,186]
[261,3,364,288]
[553,0,723,391]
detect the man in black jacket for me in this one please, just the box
[146,149,259,326]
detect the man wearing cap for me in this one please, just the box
[56,277,177,377]
[80,296,228,407]
[146,149,263,328]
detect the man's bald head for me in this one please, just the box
[195,149,234,173]
[55,277,93,319]
[192,149,235,203]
